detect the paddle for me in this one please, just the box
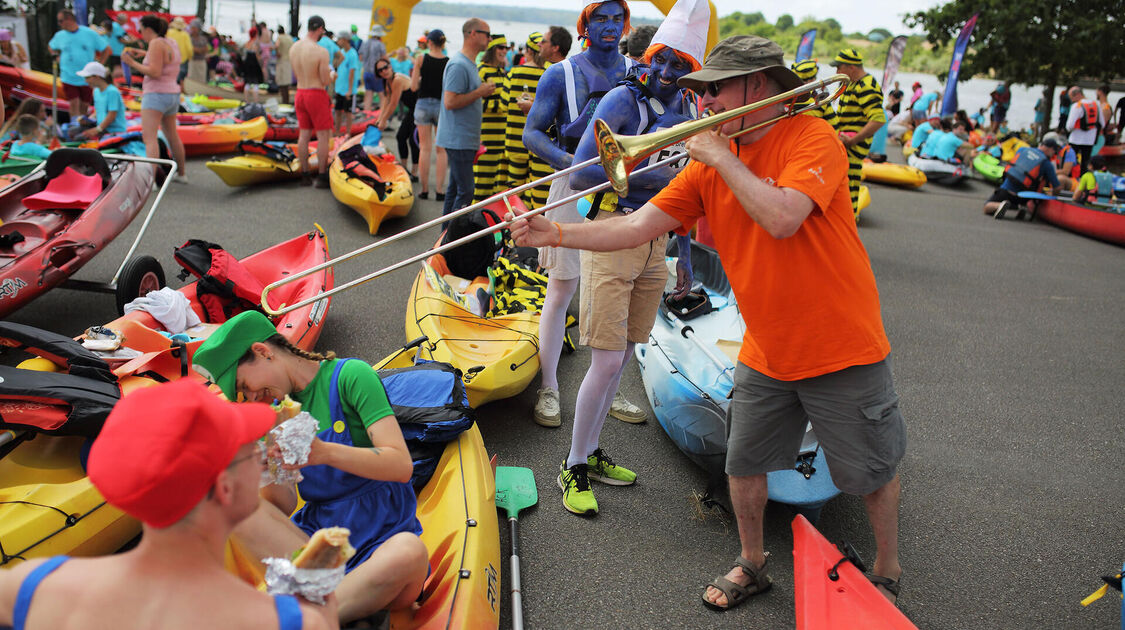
[1017,190,1123,211]
[51,59,59,129]
[495,466,537,630]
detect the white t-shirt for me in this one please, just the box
[1066,99,1105,145]
[889,110,912,126]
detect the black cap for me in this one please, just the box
[308,15,325,32]
[1040,136,1061,151]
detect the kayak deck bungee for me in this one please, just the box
[0,230,334,567]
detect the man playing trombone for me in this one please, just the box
[553,0,707,517]
[509,34,906,611]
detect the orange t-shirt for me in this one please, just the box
[650,115,891,381]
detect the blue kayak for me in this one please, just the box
[634,241,841,521]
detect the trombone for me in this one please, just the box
[260,74,848,317]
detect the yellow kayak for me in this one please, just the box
[207,152,301,186]
[861,161,927,188]
[1000,136,1029,163]
[329,134,414,234]
[190,93,241,111]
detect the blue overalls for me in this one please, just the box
[9,556,302,630]
[290,360,422,574]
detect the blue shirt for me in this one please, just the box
[390,57,413,76]
[11,141,52,160]
[910,121,934,149]
[48,26,108,87]
[335,48,360,94]
[436,52,482,150]
[932,132,965,162]
[1001,146,1060,192]
[94,84,127,133]
[318,37,340,67]
[912,92,937,114]
[919,129,945,158]
[108,22,127,56]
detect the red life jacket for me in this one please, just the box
[1074,101,1100,131]
[1054,143,1080,179]
[174,240,279,322]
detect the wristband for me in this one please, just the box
[552,221,563,247]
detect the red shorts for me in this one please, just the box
[63,83,93,103]
[295,88,333,131]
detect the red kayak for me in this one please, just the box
[263,109,380,142]
[0,149,159,318]
[792,514,918,630]
[1036,197,1125,246]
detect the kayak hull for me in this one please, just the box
[1036,198,1125,246]
[861,161,926,188]
[207,154,301,186]
[0,158,157,318]
[906,154,966,186]
[329,134,414,234]
[176,116,269,156]
[972,153,1004,183]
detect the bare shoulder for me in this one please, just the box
[0,559,52,625]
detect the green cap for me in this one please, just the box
[677,35,802,95]
[192,311,278,400]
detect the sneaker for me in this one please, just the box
[557,463,597,515]
[608,391,647,424]
[172,173,189,184]
[586,448,637,486]
[532,387,561,427]
[313,173,330,189]
[419,191,428,200]
[993,200,1008,220]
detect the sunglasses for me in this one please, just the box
[704,80,726,97]
[473,29,491,38]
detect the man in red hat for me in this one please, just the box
[0,380,338,630]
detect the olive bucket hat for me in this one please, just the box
[677,35,803,95]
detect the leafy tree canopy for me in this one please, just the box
[775,14,794,31]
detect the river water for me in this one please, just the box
[173,0,1123,132]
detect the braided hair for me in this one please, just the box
[238,333,336,365]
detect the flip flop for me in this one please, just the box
[867,573,901,605]
[701,553,772,611]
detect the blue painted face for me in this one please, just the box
[586,1,626,53]
[647,48,692,101]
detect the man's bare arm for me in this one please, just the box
[508,201,679,251]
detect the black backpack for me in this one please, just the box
[440,208,503,279]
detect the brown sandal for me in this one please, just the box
[701,552,773,611]
[867,573,901,605]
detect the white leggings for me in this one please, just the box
[537,275,578,391]
[566,343,635,468]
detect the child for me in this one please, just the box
[10,114,51,160]
[76,61,127,140]
[1072,155,1117,204]
[192,311,428,624]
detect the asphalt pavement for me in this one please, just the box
[6,144,1123,629]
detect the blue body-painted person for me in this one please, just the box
[521,0,650,430]
[551,0,710,516]
[0,379,338,630]
[192,311,429,625]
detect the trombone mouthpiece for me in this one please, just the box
[595,119,630,198]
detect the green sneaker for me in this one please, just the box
[557,463,598,515]
[586,448,637,486]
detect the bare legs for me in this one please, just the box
[417,123,444,195]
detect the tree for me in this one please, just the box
[868,28,892,42]
[775,14,793,31]
[823,18,840,32]
[906,0,1124,140]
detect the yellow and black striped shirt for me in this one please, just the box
[836,73,886,137]
[797,96,839,130]
[504,63,551,208]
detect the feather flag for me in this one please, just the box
[940,14,978,117]
[796,29,816,63]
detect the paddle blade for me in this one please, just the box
[495,466,537,519]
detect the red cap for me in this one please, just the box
[88,380,274,528]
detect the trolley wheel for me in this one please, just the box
[115,255,165,315]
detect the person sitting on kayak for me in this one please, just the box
[10,114,52,160]
[0,380,339,630]
[925,119,976,165]
[984,135,1061,219]
[974,133,1001,159]
[1072,155,1117,204]
[75,61,127,140]
[909,114,940,152]
[1043,131,1079,192]
[192,311,428,625]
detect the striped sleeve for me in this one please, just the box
[836,74,886,132]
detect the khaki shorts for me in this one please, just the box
[578,212,668,350]
[537,176,583,280]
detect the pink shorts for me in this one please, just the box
[295,88,332,131]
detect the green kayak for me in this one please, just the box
[0,155,42,177]
[973,153,1005,183]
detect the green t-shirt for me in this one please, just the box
[1077,171,1097,193]
[291,359,394,448]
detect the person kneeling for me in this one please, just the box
[193,311,429,624]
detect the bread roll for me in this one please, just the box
[292,527,355,570]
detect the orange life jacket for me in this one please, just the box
[1074,101,1100,131]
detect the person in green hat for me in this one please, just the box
[829,47,886,219]
[192,311,428,624]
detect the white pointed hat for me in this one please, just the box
[649,0,710,66]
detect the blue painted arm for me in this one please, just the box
[522,64,572,171]
[672,233,693,299]
[569,86,673,193]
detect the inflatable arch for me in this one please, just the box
[368,0,719,56]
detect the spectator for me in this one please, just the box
[411,29,448,200]
[909,115,940,152]
[1043,131,1079,190]
[0,380,339,630]
[1065,86,1105,175]
[275,25,294,104]
[49,9,109,119]
[290,15,334,188]
[360,24,387,111]
[333,32,360,134]
[317,28,343,99]
[620,24,656,62]
[76,61,126,140]
[1031,96,1046,138]
[907,81,922,109]
[242,26,265,103]
[0,28,28,69]
[886,80,904,116]
[885,108,913,143]
[10,114,52,160]
[791,60,838,128]
[372,58,417,180]
[436,18,495,223]
[188,19,211,84]
[910,89,939,123]
[1056,87,1072,134]
[988,81,1010,133]
[123,15,188,182]
[98,19,124,76]
[1072,155,1116,204]
[349,24,362,50]
[985,136,1060,219]
[474,33,509,201]
[389,47,412,76]
[167,17,193,90]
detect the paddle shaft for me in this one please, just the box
[51,61,59,129]
[508,516,525,630]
